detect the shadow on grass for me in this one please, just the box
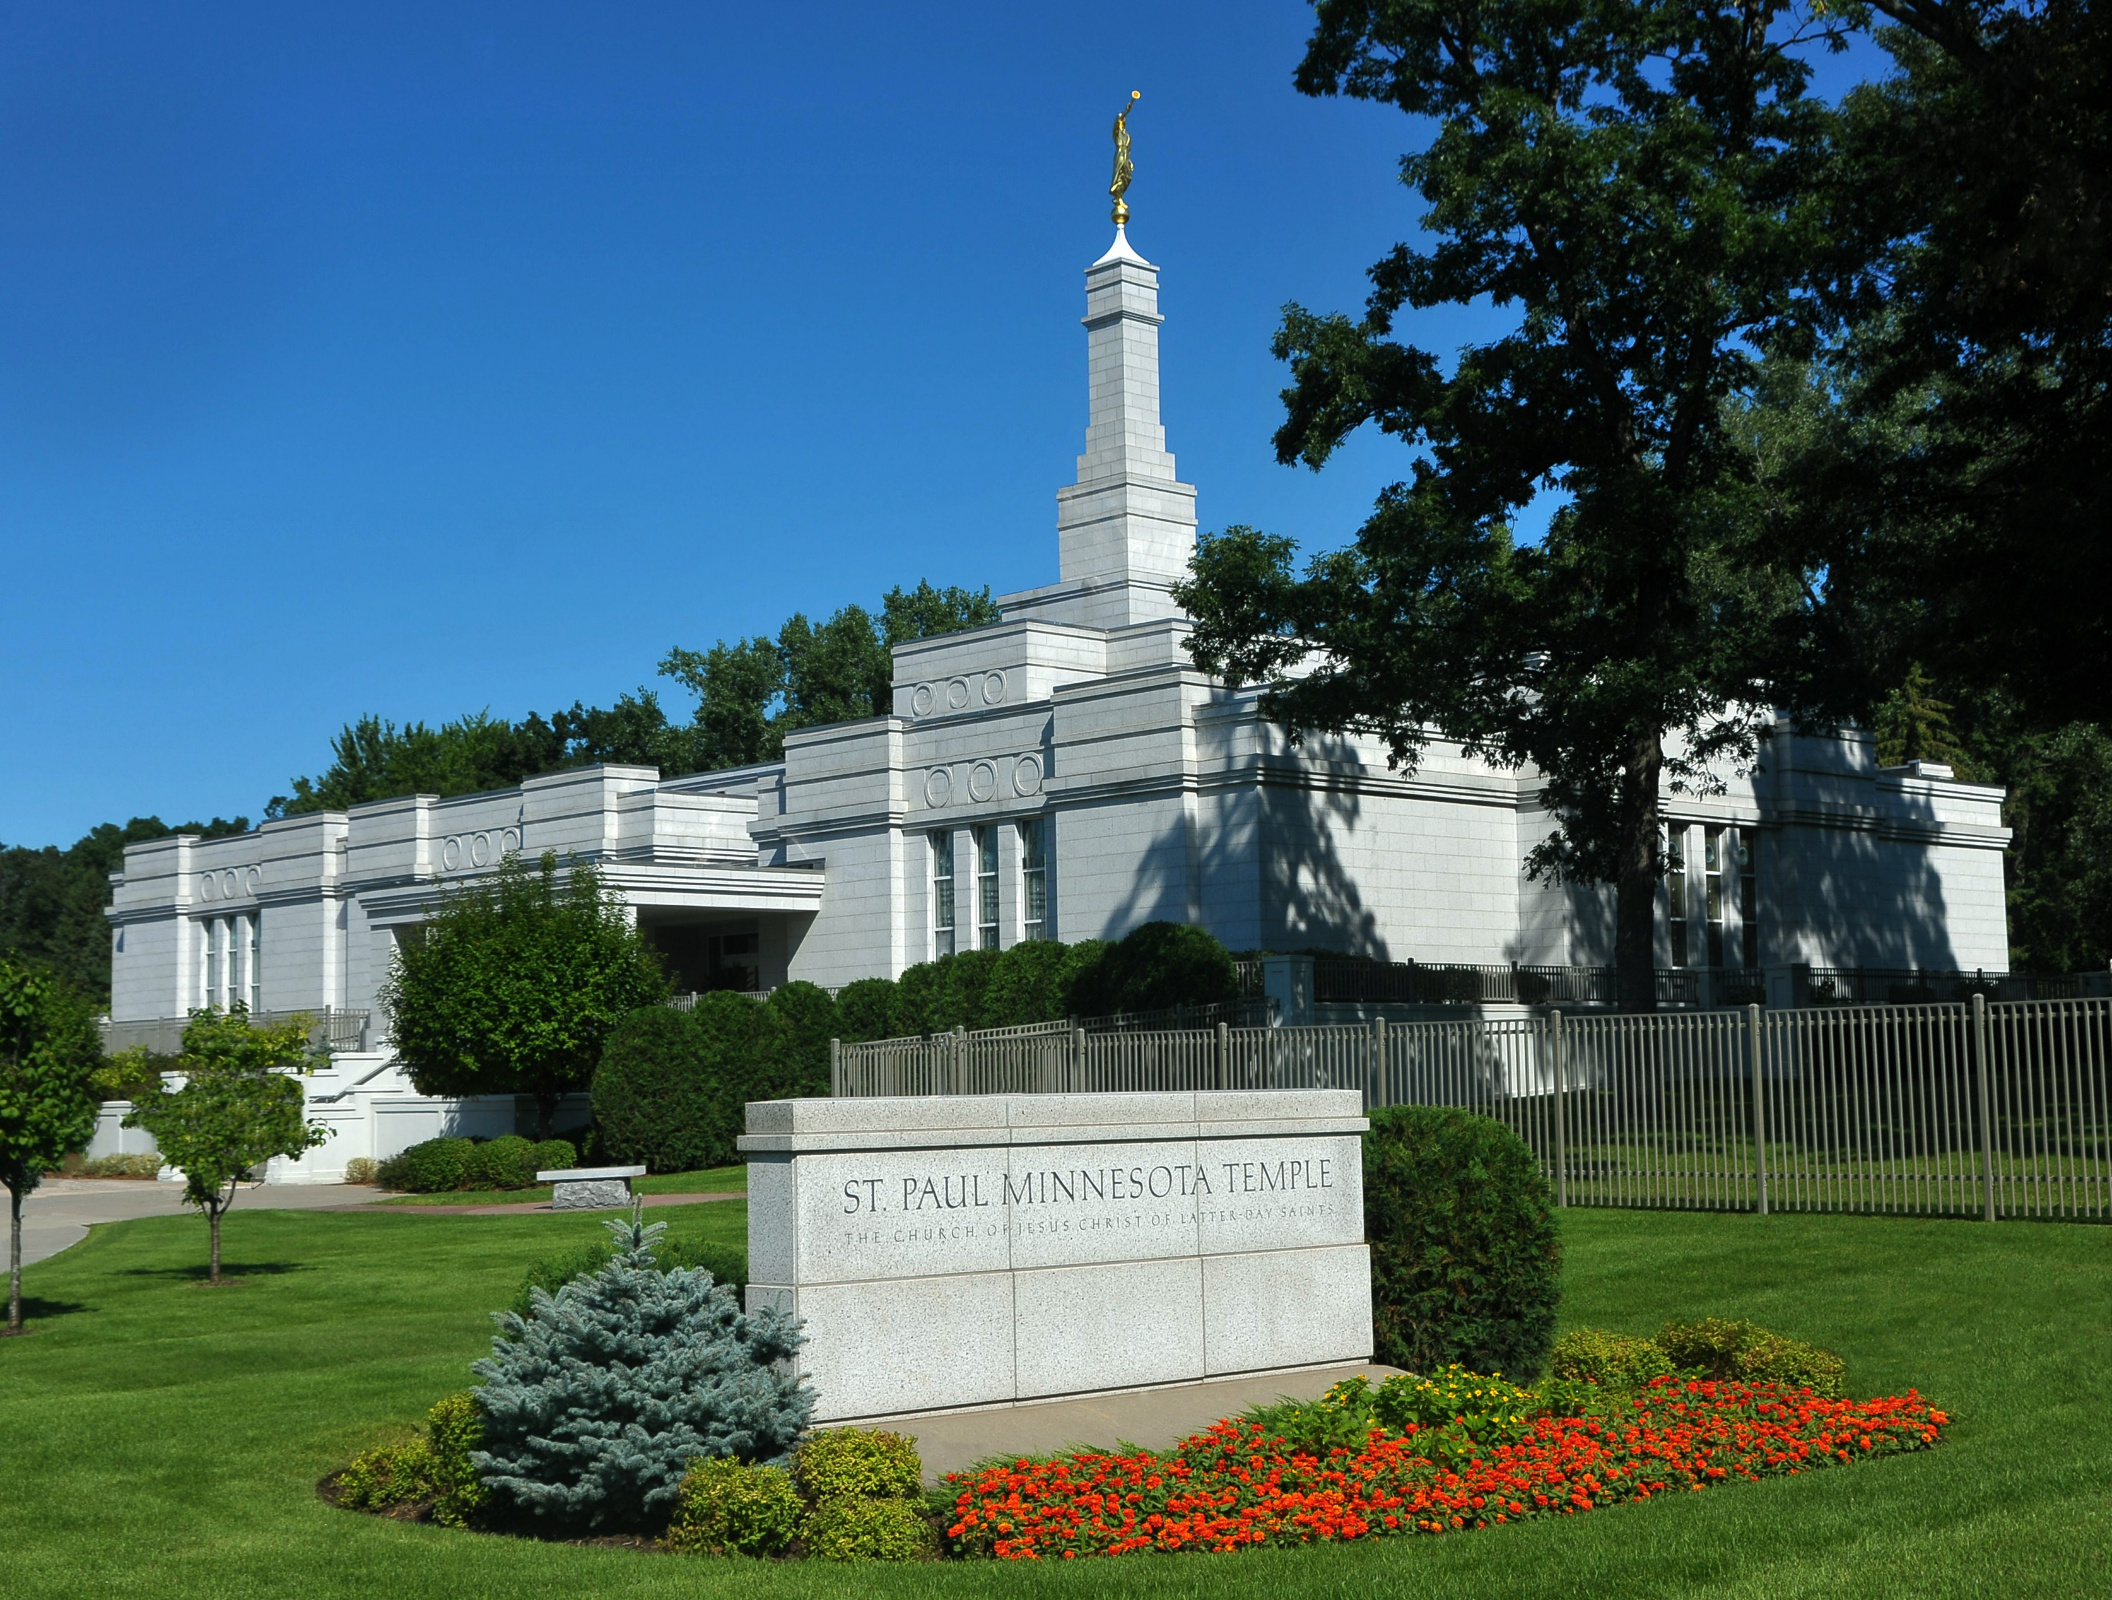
[121,1261,315,1283]
[1,1296,93,1330]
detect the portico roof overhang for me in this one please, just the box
[357,861,824,926]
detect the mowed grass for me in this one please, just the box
[373,1164,749,1208]
[2,1204,2107,1600]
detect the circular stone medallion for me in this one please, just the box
[1013,754,1044,796]
[981,670,1006,705]
[968,761,998,802]
[924,767,954,808]
[911,683,935,717]
[946,677,971,710]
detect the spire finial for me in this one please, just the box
[1109,91,1141,226]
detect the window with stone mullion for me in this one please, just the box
[976,826,999,951]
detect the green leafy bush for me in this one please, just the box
[1363,1105,1561,1378]
[1550,1328,1678,1389]
[972,939,1075,1029]
[342,1156,379,1185]
[666,1458,802,1556]
[332,1392,485,1528]
[473,1215,809,1533]
[794,1429,923,1502]
[799,1495,933,1562]
[530,1138,576,1174]
[510,1231,747,1318]
[766,982,839,1097]
[79,1152,162,1177]
[1659,1318,1845,1397]
[463,1134,539,1191]
[1368,1365,1540,1443]
[382,1136,474,1193]
[593,998,789,1173]
[834,978,898,1044]
[1066,921,1238,1018]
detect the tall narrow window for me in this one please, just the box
[200,921,217,1009]
[1704,826,1726,968]
[930,832,956,958]
[1737,828,1760,968]
[1666,828,1688,968]
[1020,817,1049,942]
[247,915,263,1012]
[976,826,999,951]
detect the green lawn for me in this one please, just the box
[2,1204,2106,1599]
[372,1164,749,1207]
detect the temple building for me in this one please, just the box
[99,222,2012,1176]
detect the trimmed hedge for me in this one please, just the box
[1363,1105,1561,1378]
[828,923,1232,1042]
[463,1135,538,1191]
[766,982,840,1097]
[592,995,790,1173]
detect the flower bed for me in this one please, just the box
[942,1377,1948,1560]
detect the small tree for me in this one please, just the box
[0,959,103,1332]
[379,852,668,1137]
[124,1007,330,1285]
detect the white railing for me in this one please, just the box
[100,1007,371,1056]
[833,996,2112,1222]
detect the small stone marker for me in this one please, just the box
[539,1165,647,1211]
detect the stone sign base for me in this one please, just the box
[738,1091,1371,1424]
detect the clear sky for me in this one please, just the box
[0,2,1890,849]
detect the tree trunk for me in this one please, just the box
[1615,729,1666,1013]
[7,1182,21,1333]
[209,1203,223,1285]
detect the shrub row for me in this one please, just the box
[375,1134,577,1194]
[834,921,1240,1042]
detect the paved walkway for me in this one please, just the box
[885,1363,1406,1480]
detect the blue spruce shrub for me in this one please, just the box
[471,1214,811,1533]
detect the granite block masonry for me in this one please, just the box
[541,1165,646,1210]
[737,1090,1371,1423]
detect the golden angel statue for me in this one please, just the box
[1110,90,1140,224]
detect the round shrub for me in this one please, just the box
[593,998,788,1173]
[1067,922,1237,1018]
[1363,1105,1560,1378]
[835,978,898,1044]
[799,1496,933,1562]
[667,1458,802,1556]
[889,959,947,1037]
[974,940,1074,1029]
[342,1156,379,1185]
[1658,1318,1845,1397]
[394,1136,474,1193]
[766,981,839,1097]
[463,1134,539,1191]
[793,1429,923,1502]
[1549,1328,1676,1389]
[531,1137,577,1174]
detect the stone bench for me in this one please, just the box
[537,1165,647,1211]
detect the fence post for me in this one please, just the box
[1217,1021,1230,1091]
[1747,1003,1768,1216]
[1973,992,1997,1222]
[1550,1009,1567,1208]
[1369,1017,1386,1112]
[1071,1019,1085,1093]
[953,1024,967,1096]
[829,1037,842,1098]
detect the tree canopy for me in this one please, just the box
[378,852,668,1136]
[0,957,103,1330]
[1179,0,1847,1007]
[122,1006,329,1285]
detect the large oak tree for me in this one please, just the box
[1177,0,1843,1007]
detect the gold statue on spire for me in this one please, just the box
[1110,90,1141,225]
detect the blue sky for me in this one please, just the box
[0,3,1891,848]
